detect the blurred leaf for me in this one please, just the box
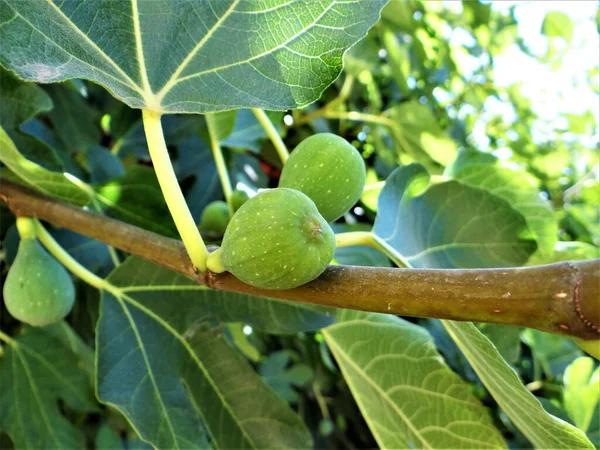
[344,29,382,76]
[206,110,236,141]
[19,118,86,179]
[227,323,261,363]
[44,83,101,152]
[333,223,391,267]
[542,11,574,43]
[221,109,283,153]
[95,425,123,450]
[380,27,411,96]
[0,0,385,113]
[527,241,599,266]
[445,149,498,176]
[51,228,115,277]
[86,146,125,184]
[522,329,583,379]
[374,164,536,268]
[0,125,88,205]
[94,166,178,237]
[451,164,557,257]
[477,324,521,365]
[444,321,594,449]
[5,129,64,172]
[118,115,202,160]
[380,0,419,33]
[323,311,506,449]
[0,323,98,449]
[259,351,314,403]
[462,0,491,29]
[97,257,313,448]
[390,101,458,166]
[0,67,52,129]
[178,135,223,222]
[563,357,599,432]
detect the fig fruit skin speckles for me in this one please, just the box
[3,238,75,326]
[279,133,366,222]
[220,188,335,290]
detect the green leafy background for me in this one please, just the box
[1,1,598,449]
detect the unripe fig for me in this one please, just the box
[279,133,366,222]
[231,189,250,212]
[198,201,230,236]
[4,238,75,326]
[211,188,335,290]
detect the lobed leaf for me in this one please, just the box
[323,310,507,449]
[96,256,321,448]
[444,321,594,449]
[0,323,97,449]
[0,0,387,113]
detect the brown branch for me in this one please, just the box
[1,179,598,340]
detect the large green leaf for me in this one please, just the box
[450,163,557,257]
[97,257,318,448]
[0,66,52,129]
[0,0,386,113]
[374,164,536,268]
[444,321,593,449]
[0,323,98,449]
[0,125,89,205]
[323,310,506,449]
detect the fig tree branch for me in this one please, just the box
[1,179,598,340]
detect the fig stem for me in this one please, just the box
[206,248,227,274]
[142,110,208,271]
[205,113,234,217]
[15,217,36,240]
[34,219,109,291]
[252,108,289,163]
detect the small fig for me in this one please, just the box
[279,133,366,222]
[210,188,335,290]
[198,201,230,236]
[4,238,75,326]
[231,189,250,212]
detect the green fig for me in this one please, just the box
[198,201,230,236]
[4,238,75,326]
[208,188,335,290]
[279,133,366,222]
[231,189,250,212]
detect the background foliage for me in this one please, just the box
[0,1,598,449]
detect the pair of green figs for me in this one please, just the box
[3,133,365,327]
[207,133,366,289]
[206,133,366,289]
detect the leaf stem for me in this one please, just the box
[335,231,410,268]
[362,181,385,194]
[141,110,208,270]
[0,330,15,345]
[335,231,373,248]
[252,109,289,163]
[34,219,108,291]
[205,113,234,216]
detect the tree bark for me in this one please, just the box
[1,179,598,340]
